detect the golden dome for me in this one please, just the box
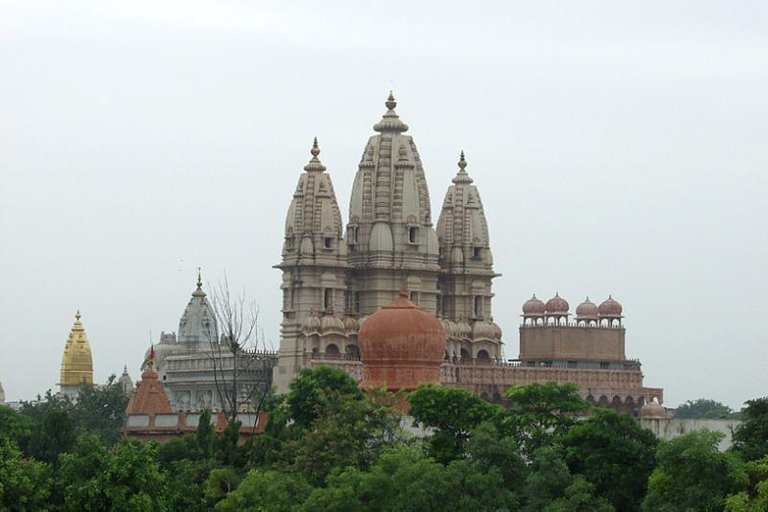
[60,310,94,387]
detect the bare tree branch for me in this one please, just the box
[205,274,274,424]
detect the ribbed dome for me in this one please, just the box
[321,315,345,335]
[490,321,502,340]
[60,310,94,387]
[343,316,359,334]
[441,319,459,338]
[302,313,322,334]
[456,320,472,339]
[522,294,546,316]
[598,295,623,317]
[576,297,599,319]
[358,291,446,391]
[472,320,496,340]
[545,293,570,315]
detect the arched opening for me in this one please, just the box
[325,344,339,356]
[345,344,359,359]
[476,349,490,363]
[598,395,610,407]
[460,348,469,363]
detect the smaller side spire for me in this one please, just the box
[303,136,327,172]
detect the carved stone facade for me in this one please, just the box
[274,94,501,392]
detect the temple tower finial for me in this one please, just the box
[386,90,396,111]
[304,137,326,172]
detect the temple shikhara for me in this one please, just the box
[59,310,94,400]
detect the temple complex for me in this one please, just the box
[274,93,663,412]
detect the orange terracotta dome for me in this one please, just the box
[358,291,446,391]
[125,368,173,416]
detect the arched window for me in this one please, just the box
[325,344,340,356]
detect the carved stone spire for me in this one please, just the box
[281,138,344,262]
[346,93,440,315]
[436,151,500,358]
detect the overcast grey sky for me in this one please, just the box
[1,1,766,409]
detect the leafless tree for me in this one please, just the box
[205,276,275,424]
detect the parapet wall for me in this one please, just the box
[123,410,267,443]
[305,355,662,412]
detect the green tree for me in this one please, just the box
[675,398,735,419]
[544,476,614,512]
[156,433,217,511]
[503,381,588,455]
[562,408,657,511]
[0,405,33,452]
[725,456,768,511]
[21,392,76,465]
[285,391,400,485]
[196,408,215,457]
[203,467,242,505]
[408,384,501,463]
[71,375,129,445]
[642,430,748,512]
[0,437,52,511]
[214,469,312,512]
[286,366,364,430]
[58,435,171,511]
[732,397,768,462]
[523,445,577,511]
[320,444,451,512]
[465,421,528,491]
[445,458,521,511]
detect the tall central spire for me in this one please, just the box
[346,92,440,316]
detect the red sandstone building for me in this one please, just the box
[123,366,266,443]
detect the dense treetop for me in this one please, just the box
[0,370,766,511]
